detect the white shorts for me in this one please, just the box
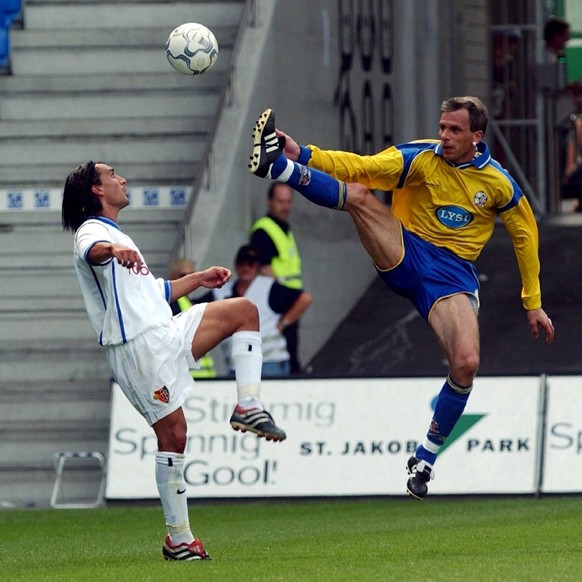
[106,303,207,426]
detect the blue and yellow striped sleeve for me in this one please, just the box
[307,141,439,191]
[307,144,403,190]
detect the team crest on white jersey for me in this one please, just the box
[153,386,170,404]
[473,191,487,207]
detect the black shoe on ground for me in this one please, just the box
[248,108,285,178]
[162,536,211,560]
[230,405,287,442]
[406,455,435,500]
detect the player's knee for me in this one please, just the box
[154,409,188,452]
[347,182,372,205]
[171,432,187,453]
[158,426,187,453]
[451,350,479,383]
[235,297,259,327]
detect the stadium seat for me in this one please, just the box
[0,0,21,31]
[0,0,22,67]
[0,29,8,66]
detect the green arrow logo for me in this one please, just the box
[438,414,486,455]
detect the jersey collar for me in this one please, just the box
[87,216,122,231]
[434,141,491,169]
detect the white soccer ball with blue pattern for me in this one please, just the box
[166,22,219,75]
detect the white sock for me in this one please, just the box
[231,331,263,407]
[155,452,194,545]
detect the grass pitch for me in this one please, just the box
[2,496,582,581]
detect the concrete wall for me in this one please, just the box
[186,0,372,370]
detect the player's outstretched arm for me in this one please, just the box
[89,242,143,271]
[170,266,231,301]
[526,308,555,344]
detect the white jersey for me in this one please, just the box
[73,217,172,345]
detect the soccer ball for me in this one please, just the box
[165,22,219,75]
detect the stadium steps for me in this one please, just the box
[0,340,112,507]
[0,208,182,506]
[0,0,248,507]
[0,0,243,189]
[9,42,233,76]
[0,160,204,189]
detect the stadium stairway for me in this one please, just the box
[0,0,246,507]
[0,0,244,189]
[0,209,184,507]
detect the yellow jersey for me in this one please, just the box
[307,140,541,310]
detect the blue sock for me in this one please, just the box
[270,156,347,209]
[416,377,471,465]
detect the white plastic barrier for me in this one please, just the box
[105,375,571,499]
[542,376,582,493]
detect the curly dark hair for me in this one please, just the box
[61,161,103,232]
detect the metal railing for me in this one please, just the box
[489,117,544,215]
